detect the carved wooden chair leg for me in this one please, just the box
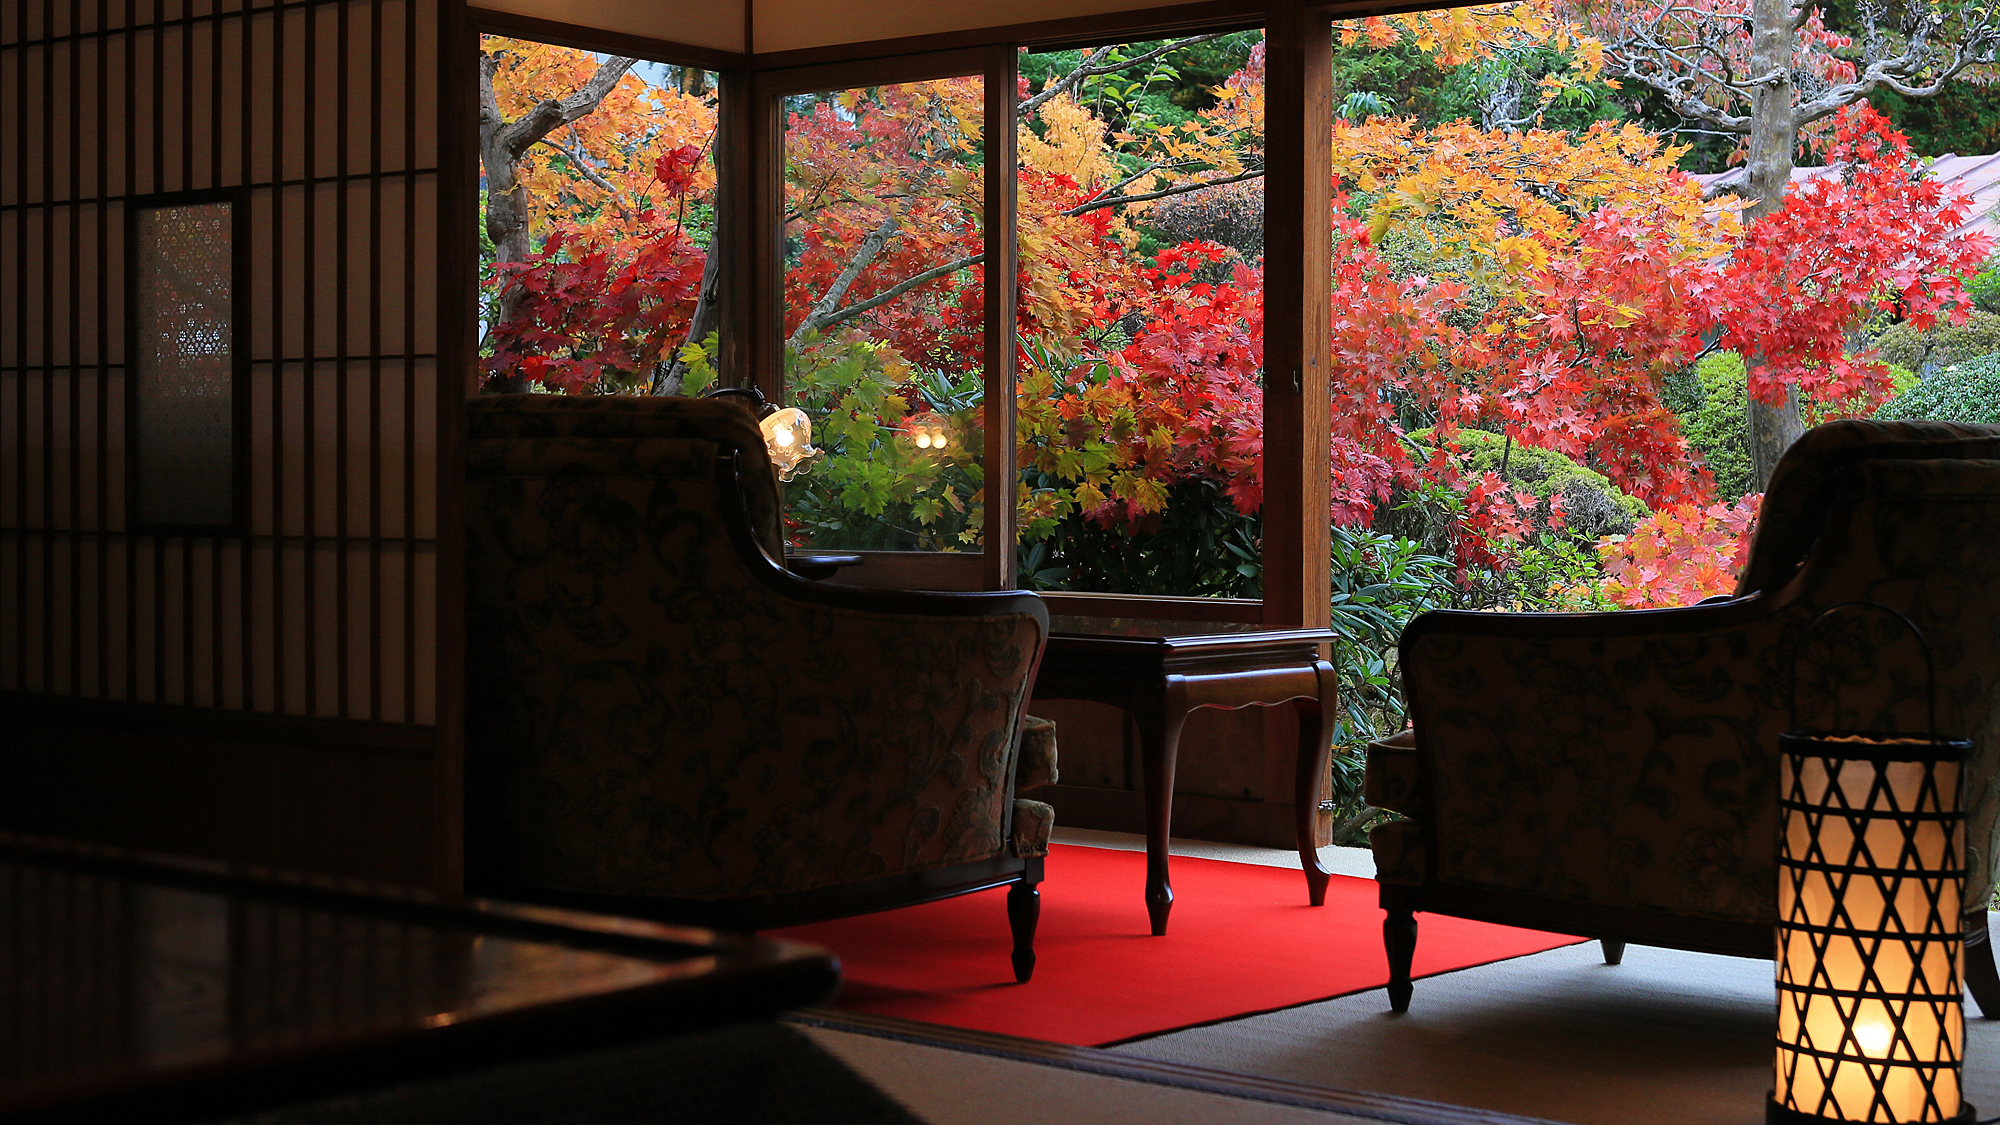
[1009,860,1045,984]
[1601,939,1626,966]
[1384,905,1418,1013]
[1965,910,2000,1018]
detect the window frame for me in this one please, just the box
[750,47,1019,590]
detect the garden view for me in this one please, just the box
[477,3,2000,833]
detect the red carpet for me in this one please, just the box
[772,844,1579,1046]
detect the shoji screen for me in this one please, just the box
[1,0,441,723]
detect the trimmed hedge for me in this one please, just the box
[1412,427,1648,541]
[1668,352,1756,500]
[1870,310,2000,377]
[1878,353,2000,424]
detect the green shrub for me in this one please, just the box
[1662,352,1914,498]
[1409,427,1648,541]
[1324,527,1456,844]
[1878,353,2000,424]
[1670,352,1755,499]
[1869,309,2000,377]
[1965,257,2000,315]
[1015,477,1262,597]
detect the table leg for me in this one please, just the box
[1294,660,1336,907]
[1136,680,1190,936]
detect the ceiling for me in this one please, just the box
[470,0,1223,57]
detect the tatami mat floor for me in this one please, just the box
[804,830,2000,1125]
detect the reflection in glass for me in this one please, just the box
[135,202,235,527]
[781,78,986,553]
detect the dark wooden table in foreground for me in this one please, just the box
[1031,617,1338,935]
[0,839,838,1124]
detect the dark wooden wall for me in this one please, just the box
[0,0,461,890]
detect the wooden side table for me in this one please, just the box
[1030,616,1338,935]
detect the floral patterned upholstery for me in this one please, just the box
[1018,714,1060,790]
[464,394,1052,911]
[1369,421,2000,941]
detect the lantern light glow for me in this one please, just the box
[1769,605,1973,1125]
[757,407,821,481]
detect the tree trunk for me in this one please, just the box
[477,50,637,392]
[1745,0,1804,492]
[653,242,723,396]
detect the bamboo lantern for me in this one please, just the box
[1770,727,1973,1125]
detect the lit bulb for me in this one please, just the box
[932,429,948,449]
[758,407,820,482]
[914,432,932,449]
[1855,1019,1893,1056]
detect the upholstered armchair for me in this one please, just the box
[1364,420,2000,1012]
[463,394,1056,982]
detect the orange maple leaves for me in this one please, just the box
[1598,494,1762,608]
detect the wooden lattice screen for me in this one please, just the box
[0,0,463,888]
[2,0,442,719]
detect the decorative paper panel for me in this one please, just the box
[135,201,236,527]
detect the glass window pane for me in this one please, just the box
[135,201,236,528]
[781,77,986,554]
[1014,34,1266,597]
[476,38,720,395]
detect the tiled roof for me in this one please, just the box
[1691,152,2000,239]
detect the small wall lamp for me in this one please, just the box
[703,386,823,482]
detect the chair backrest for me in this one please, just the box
[1737,419,2000,597]
[1762,442,2000,909]
[1400,421,2000,922]
[462,394,1047,905]
[465,393,787,558]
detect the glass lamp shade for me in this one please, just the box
[1771,732,1974,1125]
[758,407,822,482]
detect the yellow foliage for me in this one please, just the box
[483,37,718,243]
[1019,94,1118,189]
[1340,2,1602,81]
[1334,117,1734,283]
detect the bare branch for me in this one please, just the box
[789,214,903,347]
[805,170,1271,335]
[1064,168,1265,215]
[806,250,982,337]
[1018,43,1120,119]
[536,134,621,200]
[1607,59,1755,131]
[1797,9,2000,123]
[495,56,637,161]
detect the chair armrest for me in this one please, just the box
[1016,715,1059,790]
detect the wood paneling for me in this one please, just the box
[756,0,1249,55]
[466,6,746,70]
[466,0,746,55]
[1,0,442,722]
[0,0,455,887]
[0,697,442,887]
